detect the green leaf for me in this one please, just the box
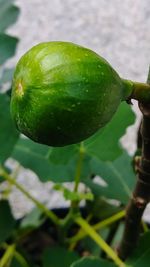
[111,222,124,248]
[49,145,78,165]
[11,255,31,267]
[11,137,53,181]
[0,200,16,242]
[20,207,44,229]
[42,246,79,267]
[0,0,19,32]
[0,0,13,6]
[11,138,75,182]
[0,93,19,163]
[85,152,136,204]
[0,34,18,65]
[11,258,22,267]
[71,257,116,267]
[0,175,4,182]
[11,138,91,183]
[127,232,150,267]
[84,102,135,161]
[0,68,14,86]
[87,197,122,220]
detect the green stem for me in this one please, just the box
[73,142,85,192]
[70,142,85,213]
[59,143,85,232]
[122,79,150,103]
[0,168,60,225]
[94,210,125,231]
[0,244,15,267]
[69,214,92,250]
[75,216,126,267]
[69,210,125,244]
[14,251,30,267]
[2,243,30,267]
[142,221,149,233]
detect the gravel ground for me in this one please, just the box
[3,0,150,219]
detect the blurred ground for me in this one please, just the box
[4,0,150,219]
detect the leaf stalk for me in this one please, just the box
[0,168,60,225]
[75,216,127,267]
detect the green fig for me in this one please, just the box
[10,41,150,146]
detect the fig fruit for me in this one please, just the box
[10,41,132,146]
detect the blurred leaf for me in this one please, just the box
[0,33,18,65]
[0,173,5,182]
[127,232,150,267]
[11,255,31,267]
[111,222,124,248]
[11,258,22,267]
[84,102,135,161]
[0,0,19,32]
[87,197,122,220]
[20,207,44,229]
[42,246,79,267]
[11,138,91,182]
[0,93,19,163]
[0,200,16,242]
[0,0,14,5]
[11,137,53,182]
[85,152,135,204]
[0,68,14,85]
[71,257,116,267]
[49,145,78,165]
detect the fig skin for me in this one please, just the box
[10,41,125,147]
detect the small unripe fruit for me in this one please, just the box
[10,42,131,146]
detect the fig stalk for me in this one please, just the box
[122,79,150,103]
[118,68,150,260]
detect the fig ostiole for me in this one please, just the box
[10,41,150,146]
